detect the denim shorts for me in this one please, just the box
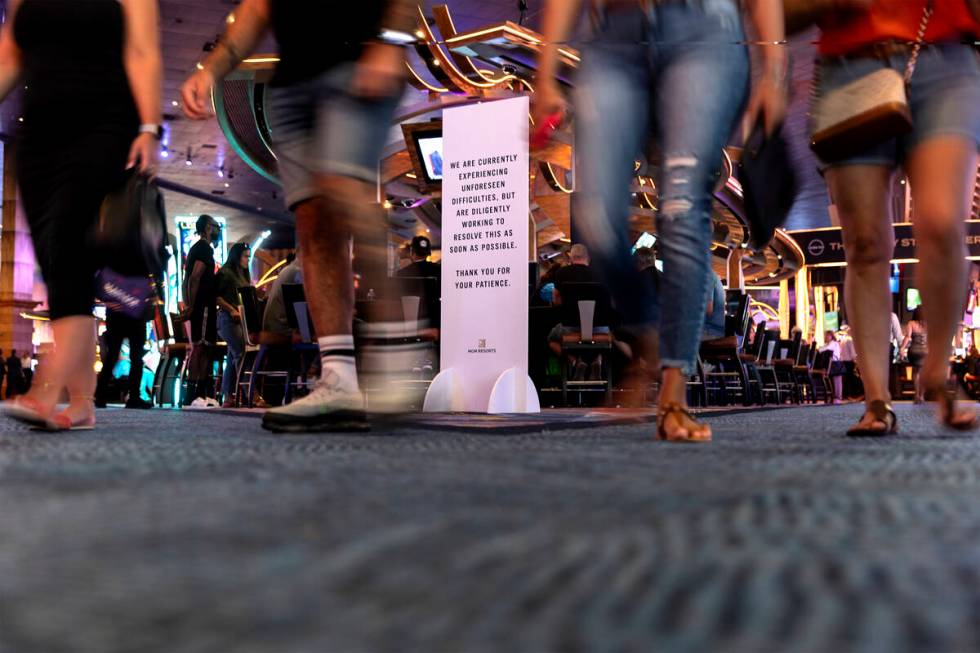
[266,64,402,209]
[811,43,980,170]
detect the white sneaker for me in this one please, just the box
[261,372,368,433]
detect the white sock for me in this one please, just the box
[318,335,359,391]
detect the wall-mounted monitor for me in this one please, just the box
[402,121,443,194]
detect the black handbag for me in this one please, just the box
[91,169,170,319]
[738,122,798,250]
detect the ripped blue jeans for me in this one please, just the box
[572,0,749,373]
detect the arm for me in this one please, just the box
[215,272,239,316]
[120,0,162,173]
[0,0,23,104]
[217,297,239,315]
[181,0,270,119]
[532,0,584,126]
[742,0,789,136]
[349,0,416,98]
[185,261,206,312]
[900,324,911,352]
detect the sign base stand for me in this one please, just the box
[487,367,540,414]
[423,368,465,412]
[423,367,540,414]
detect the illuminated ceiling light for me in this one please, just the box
[382,200,393,210]
[171,100,179,107]
[226,12,236,24]
[195,62,204,70]
[223,182,230,188]
[249,230,273,267]
[17,117,23,122]
[160,147,169,158]
[380,29,417,45]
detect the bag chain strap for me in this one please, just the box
[904,0,934,84]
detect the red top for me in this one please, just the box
[819,1,980,56]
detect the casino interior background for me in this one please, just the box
[0,0,979,357]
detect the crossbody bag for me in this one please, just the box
[810,1,933,161]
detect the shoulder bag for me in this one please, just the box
[810,2,933,161]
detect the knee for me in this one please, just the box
[914,208,964,252]
[843,231,892,267]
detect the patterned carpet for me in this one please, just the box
[2,403,980,653]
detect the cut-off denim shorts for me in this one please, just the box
[811,42,980,170]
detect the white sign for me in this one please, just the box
[424,97,539,413]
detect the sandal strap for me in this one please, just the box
[658,402,701,424]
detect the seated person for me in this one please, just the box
[701,270,726,341]
[261,251,304,346]
[962,345,980,398]
[550,243,596,306]
[397,235,440,279]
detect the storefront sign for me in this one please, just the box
[792,221,980,266]
[424,97,539,413]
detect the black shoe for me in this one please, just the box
[125,398,153,410]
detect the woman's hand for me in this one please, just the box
[531,77,566,130]
[742,71,788,140]
[127,132,158,175]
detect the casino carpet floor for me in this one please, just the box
[3,403,980,653]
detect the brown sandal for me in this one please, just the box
[846,399,898,437]
[925,385,977,432]
[657,403,711,442]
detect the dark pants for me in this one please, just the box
[96,310,147,403]
[5,372,23,398]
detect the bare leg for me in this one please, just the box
[906,136,978,426]
[60,320,98,425]
[826,165,894,431]
[659,365,711,441]
[23,316,96,418]
[296,194,352,339]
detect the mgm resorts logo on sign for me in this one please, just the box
[468,338,497,354]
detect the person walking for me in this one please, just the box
[901,308,928,404]
[535,0,788,441]
[788,0,980,434]
[20,350,32,393]
[0,0,161,430]
[181,0,416,432]
[215,242,252,408]
[95,309,151,409]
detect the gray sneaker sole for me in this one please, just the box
[261,410,370,434]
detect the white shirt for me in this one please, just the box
[890,313,904,346]
[820,340,841,361]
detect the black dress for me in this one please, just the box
[14,0,139,319]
